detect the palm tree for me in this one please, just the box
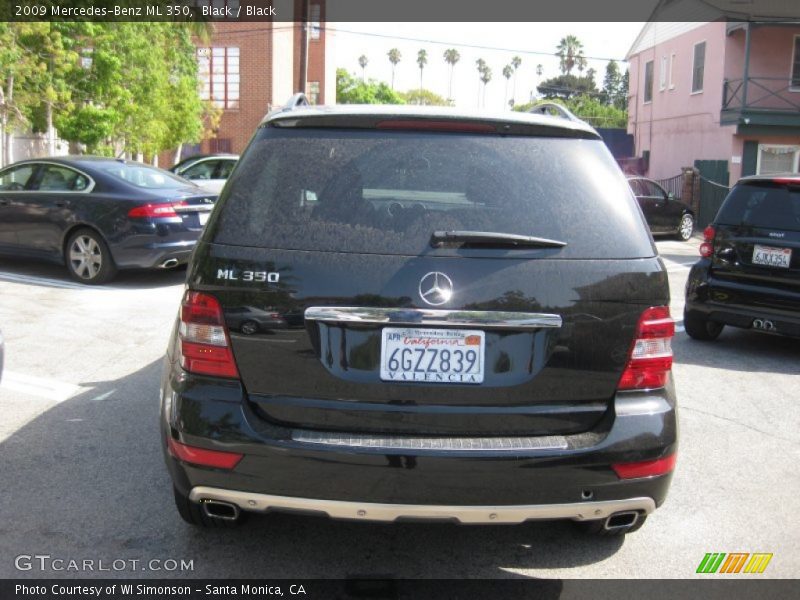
[358,55,368,81]
[556,35,585,76]
[443,48,461,101]
[387,48,401,90]
[511,55,522,106]
[480,66,492,109]
[475,58,487,107]
[417,49,428,95]
[502,64,513,110]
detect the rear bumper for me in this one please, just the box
[161,363,677,514]
[188,487,655,524]
[686,261,800,336]
[109,227,200,269]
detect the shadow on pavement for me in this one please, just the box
[673,327,800,375]
[0,359,624,579]
[0,257,187,290]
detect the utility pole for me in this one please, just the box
[298,0,309,94]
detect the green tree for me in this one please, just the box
[475,58,487,108]
[399,88,452,106]
[387,48,401,90]
[443,48,460,101]
[479,65,492,109]
[336,68,405,105]
[556,35,586,76]
[514,97,627,128]
[416,49,428,95]
[537,73,599,100]
[511,55,521,106]
[602,59,621,106]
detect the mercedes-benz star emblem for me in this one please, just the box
[418,272,454,306]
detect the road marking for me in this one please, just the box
[91,389,116,401]
[0,271,92,290]
[0,371,83,402]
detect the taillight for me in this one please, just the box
[612,454,676,479]
[179,291,239,378]
[618,306,674,391]
[128,201,187,218]
[699,225,715,258]
[167,437,243,469]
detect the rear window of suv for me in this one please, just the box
[716,182,800,231]
[212,127,654,259]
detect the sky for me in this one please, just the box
[332,22,646,110]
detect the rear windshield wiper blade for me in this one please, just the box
[430,230,567,249]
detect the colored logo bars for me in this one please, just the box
[696,553,773,574]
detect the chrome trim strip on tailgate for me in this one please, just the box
[292,430,569,451]
[304,307,562,329]
[188,487,656,524]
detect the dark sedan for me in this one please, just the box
[628,177,695,241]
[0,157,215,284]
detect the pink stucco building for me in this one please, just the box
[627,16,800,184]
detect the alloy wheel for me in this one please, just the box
[69,235,103,280]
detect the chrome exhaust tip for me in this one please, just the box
[603,510,639,531]
[159,258,179,269]
[201,499,240,521]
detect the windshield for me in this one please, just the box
[101,163,191,189]
[211,128,653,259]
[717,183,800,231]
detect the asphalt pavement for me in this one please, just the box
[0,239,798,579]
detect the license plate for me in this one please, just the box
[752,244,791,268]
[199,212,209,226]
[380,327,485,384]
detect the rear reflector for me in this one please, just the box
[167,437,243,470]
[612,454,676,479]
[128,201,187,218]
[179,291,239,378]
[376,119,496,133]
[618,306,674,391]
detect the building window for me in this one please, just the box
[756,144,800,175]
[643,60,654,103]
[659,56,667,91]
[210,138,233,154]
[692,41,705,93]
[307,81,320,105]
[669,53,675,89]
[310,4,321,40]
[197,47,240,110]
[792,35,800,90]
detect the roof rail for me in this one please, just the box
[528,103,585,124]
[283,93,310,111]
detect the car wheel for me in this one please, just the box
[240,320,259,335]
[684,309,724,341]
[173,487,246,528]
[576,514,647,536]
[66,228,117,285]
[677,213,694,241]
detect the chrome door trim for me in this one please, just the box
[304,306,562,330]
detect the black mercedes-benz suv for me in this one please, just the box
[685,174,800,340]
[160,102,678,536]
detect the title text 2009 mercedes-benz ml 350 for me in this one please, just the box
[160,103,678,535]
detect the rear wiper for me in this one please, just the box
[430,230,567,249]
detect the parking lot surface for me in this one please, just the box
[0,239,798,579]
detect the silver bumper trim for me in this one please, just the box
[188,487,656,524]
[303,306,562,330]
[291,430,569,451]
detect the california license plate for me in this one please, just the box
[380,327,485,384]
[752,244,791,268]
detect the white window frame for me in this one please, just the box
[660,56,667,91]
[643,59,654,104]
[669,53,676,90]
[691,40,706,95]
[790,34,800,92]
[755,144,800,175]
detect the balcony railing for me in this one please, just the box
[722,77,800,113]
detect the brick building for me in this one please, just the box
[185,0,335,159]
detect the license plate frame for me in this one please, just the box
[752,244,791,269]
[380,327,485,384]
